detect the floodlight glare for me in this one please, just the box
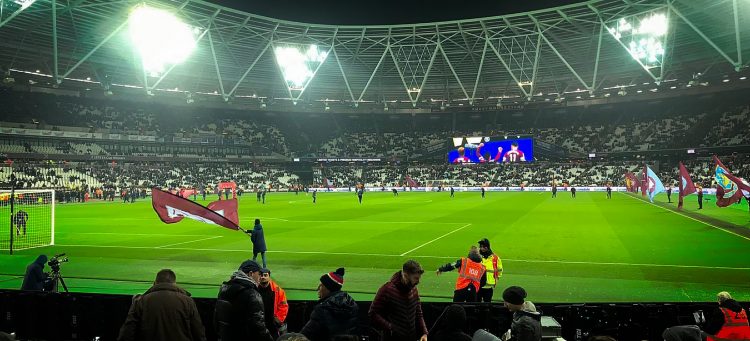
[129,5,197,77]
[274,44,329,90]
[608,12,667,69]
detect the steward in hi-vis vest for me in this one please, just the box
[478,238,503,303]
[436,246,486,302]
[705,292,750,341]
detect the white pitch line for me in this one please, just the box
[51,244,750,270]
[400,223,473,256]
[618,192,750,242]
[156,236,223,248]
[258,218,461,225]
[58,232,218,237]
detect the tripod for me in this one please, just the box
[48,267,69,293]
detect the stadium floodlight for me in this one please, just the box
[129,5,198,77]
[274,44,329,92]
[608,11,668,79]
[13,0,36,9]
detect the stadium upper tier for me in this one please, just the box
[0,90,748,161]
[0,0,748,109]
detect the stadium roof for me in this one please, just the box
[0,0,748,109]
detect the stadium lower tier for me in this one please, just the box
[1,155,748,192]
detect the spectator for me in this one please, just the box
[214,260,274,341]
[300,268,358,341]
[502,286,541,341]
[431,304,472,341]
[662,325,703,341]
[369,260,428,341]
[436,246,486,302]
[257,268,289,338]
[21,255,48,291]
[702,291,750,339]
[117,269,206,341]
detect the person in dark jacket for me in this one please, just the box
[117,269,206,341]
[247,218,267,268]
[21,255,48,291]
[703,291,750,336]
[369,260,428,341]
[502,286,541,341]
[300,268,358,341]
[431,304,472,341]
[214,260,274,341]
[662,325,703,341]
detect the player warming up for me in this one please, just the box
[14,209,29,236]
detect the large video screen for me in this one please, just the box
[448,136,534,164]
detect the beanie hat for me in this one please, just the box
[320,267,345,292]
[260,268,271,275]
[239,260,261,273]
[502,286,527,305]
[478,238,490,248]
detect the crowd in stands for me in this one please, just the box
[1,90,749,162]
[4,155,749,196]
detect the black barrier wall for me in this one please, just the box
[1,290,745,341]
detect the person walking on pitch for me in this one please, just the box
[450,187,455,198]
[244,219,267,268]
[666,184,672,203]
[606,183,612,199]
[312,190,317,204]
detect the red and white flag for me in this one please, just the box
[151,188,239,230]
[677,162,696,210]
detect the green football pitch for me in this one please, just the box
[1,191,749,303]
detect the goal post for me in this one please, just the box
[0,189,55,254]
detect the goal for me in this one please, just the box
[0,189,55,254]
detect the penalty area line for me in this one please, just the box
[400,223,473,256]
[618,192,750,242]
[51,244,750,270]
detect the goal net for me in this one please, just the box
[0,189,55,253]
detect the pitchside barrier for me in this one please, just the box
[0,289,740,341]
[310,186,719,194]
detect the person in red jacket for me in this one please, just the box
[369,260,428,341]
[257,268,289,338]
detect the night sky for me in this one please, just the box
[207,0,589,25]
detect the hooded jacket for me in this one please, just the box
[300,290,359,341]
[214,271,273,341]
[369,271,428,341]
[21,255,47,291]
[510,301,542,341]
[117,283,206,341]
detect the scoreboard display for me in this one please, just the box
[448,136,534,164]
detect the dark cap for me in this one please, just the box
[260,268,271,275]
[239,260,261,273]
[502,286,527,305]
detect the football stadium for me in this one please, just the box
[0,0,749,340]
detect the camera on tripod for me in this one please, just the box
[45,253,70,293]
[48,253,69,271]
